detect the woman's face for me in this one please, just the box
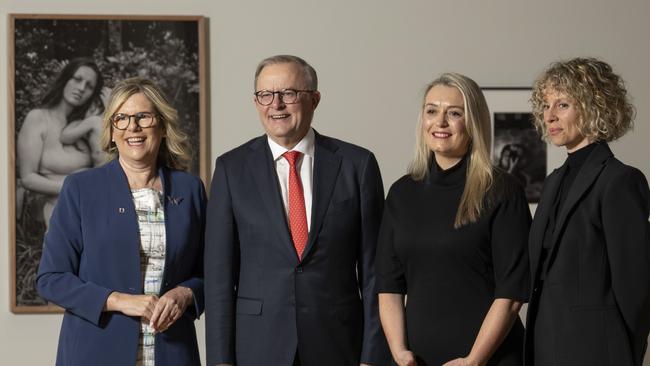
[63,66,98,107]
[542,88,589,152]
[422,85,471,169]
[112,92,164,169]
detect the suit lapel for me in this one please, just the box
[247,137,297,261]
[302,132,342,260]
[542,143,612,275]
[529,164,566,280]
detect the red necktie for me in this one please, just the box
[283,151,308,260]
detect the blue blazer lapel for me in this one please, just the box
[159,165,180,287]
[542,143,612,275]
[247,137,297,261]
[302,132,342,260]
[105,159,142,293]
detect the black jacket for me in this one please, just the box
[525,143,650,366]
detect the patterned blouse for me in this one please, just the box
[132,188,166,366]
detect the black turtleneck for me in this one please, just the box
[375,156,531,365]
[557,142,598,208]
[541,142,599,251]
[427,155,468,187]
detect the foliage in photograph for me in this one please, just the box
[12,17,203,309]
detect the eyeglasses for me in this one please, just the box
[110,112,159,130]
[253,89,315,106]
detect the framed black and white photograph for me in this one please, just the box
[482,88,546,204]
[8,14,208,313]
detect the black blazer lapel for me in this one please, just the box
[246,137,297,261]
[530,164,567,281]
[302,132,342,260]
[542,143,613,275]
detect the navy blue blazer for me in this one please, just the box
[37,159,206,366]
[205,131,391,366]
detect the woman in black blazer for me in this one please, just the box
[526,57,650,366]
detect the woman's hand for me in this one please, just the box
[99,86,112,107]
[105,292,159,321]
[442,357,480,366]
[149,286,194,332]
[505,155,520,173]
[394,349,417,366]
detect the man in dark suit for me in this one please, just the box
[205,55,390,366]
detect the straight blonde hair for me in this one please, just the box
[100,77,191,171]
[408,73,493,228]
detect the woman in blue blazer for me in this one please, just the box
[525,58,650,366]
[37,77,205,366]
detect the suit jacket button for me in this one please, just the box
[295,267,303,273]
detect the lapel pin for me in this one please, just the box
[167,196,183,205]
[118,207,125,213]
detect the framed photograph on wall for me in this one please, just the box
[8,14,208,313]
[482,88,546,204]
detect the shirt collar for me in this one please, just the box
[268,128,315,161]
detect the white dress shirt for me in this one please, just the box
[267,128,315,231]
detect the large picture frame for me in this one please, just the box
[482,87,546,205]
[8,14,208,313]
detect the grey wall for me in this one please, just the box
[1,0,648,364]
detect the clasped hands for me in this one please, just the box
[394,349,480,366]
[106,286,193,333]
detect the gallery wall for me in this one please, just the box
[1,0,649,364]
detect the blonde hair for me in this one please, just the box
[100,77,191,171]
[530,57,635,142]
[408,73,493,228]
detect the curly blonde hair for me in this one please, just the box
[408,73,493,228]
[530,57,635,142]
[100,77,191,171]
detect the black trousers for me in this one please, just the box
[533,281,557,366]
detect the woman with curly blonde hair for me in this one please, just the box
[525,57,650,366]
